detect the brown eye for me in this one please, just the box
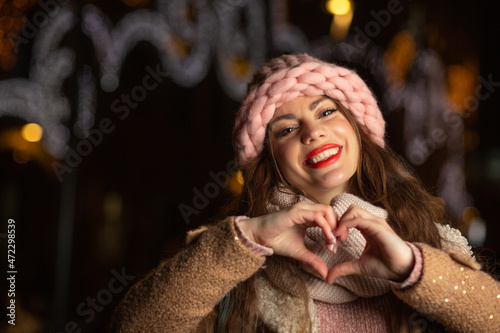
[319,108,338,118]
[277,127,295,138]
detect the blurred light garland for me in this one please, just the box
[96,0,215,92]
[0,0,474,218]
[75,65,96,139]
[214,0,267,100]
[270,0,309,56]
[0,4,75,157]
[157,0,214,87]
[1,0,304,157]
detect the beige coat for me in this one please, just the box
[110,217,500,333]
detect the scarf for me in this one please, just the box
[255,189,473,332]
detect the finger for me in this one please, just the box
[291,206,336,243]
[290,205,339,254]
[343,203,377,215]
[340,216,390,238]
[313,205,337,244]
[334,219,385,246]
[326,260,360,284]
[333,224,349,242]
[332,205,365,240]
[340,204,387,226]
[325,234,338,254]
[322,207,338,245]
[311,211,337,244]
[334,210,388,241]
[297,248,329,279]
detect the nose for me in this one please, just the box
[301,120,326,144]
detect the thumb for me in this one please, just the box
[326,260,360,284]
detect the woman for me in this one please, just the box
[110,54,500,332]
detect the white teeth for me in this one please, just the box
[308,147,340,164]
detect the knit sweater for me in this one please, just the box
[110,217,500,333]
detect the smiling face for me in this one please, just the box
[268,96,360,204]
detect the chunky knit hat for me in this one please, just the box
[234,54,385,169]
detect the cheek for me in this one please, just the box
[273,141,295,164]
[345,136,359,169]
[331,119,360,167]
[331,118,353,136]
[348,143,360,178]
[272,142,301,181]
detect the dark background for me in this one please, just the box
[0,0,499,332]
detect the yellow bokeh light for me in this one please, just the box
[235,170,244,186]
[330,6,353,40]
[326,0,351,15]
[228,171,244,195]
[21,123,43,142]
[232,57,252,79]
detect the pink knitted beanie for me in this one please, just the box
[234,54,385,169]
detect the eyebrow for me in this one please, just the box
[309,96,329,110]
[269,96,330,129]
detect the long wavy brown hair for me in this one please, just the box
[195,98,449,332]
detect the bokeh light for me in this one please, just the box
[325,0,351,15]
[462,206,487,246]
[21,123,43,142]
[329,6,353,40]
[446,64,478,113]
[228,170,244,195]
[384,30,417,86]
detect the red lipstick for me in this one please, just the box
[303,143,342,169]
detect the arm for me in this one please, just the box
[111,201,341,332]
[323,201,499,332]
[393,243,500,333]
[109,217,265,333]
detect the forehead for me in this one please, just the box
[273,96,337,117]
